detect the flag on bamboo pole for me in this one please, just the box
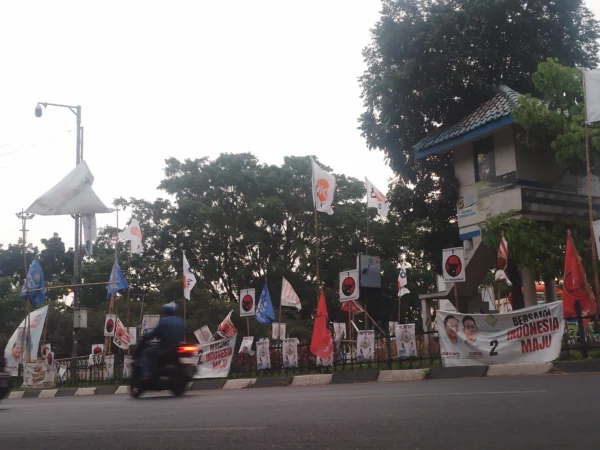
[19,257,45,305]
[106,258,128,299]
[563,231,596,320]
[397,261,410,297]
[584,69,600,124]
[494,234,512,286]
[280,277,302,311]
[365,177,390,217]
[310,157,336,215]
[217,311,237,338]
[256,284,276,325]
[183,253,196,300]
[310,292,334,359]
[119,218,143,254]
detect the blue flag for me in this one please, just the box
[106,259,128,299]
[19,257,45,305]
[256,283,275,325]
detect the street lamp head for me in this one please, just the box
[34,104,43,118]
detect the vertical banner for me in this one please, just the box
[333,323,346,346]
[316,354,333,367]
[339,270,360,301]
[256,339,271,370]
[239,336,255,355]
[436,303,565,367]
[3,305,49,376]
[282,338,299,368]
[357,330,374,363]
[104,314,116,337]
[593,220,600,261]
[239,288,256,317]
[105,354,115,379]
[272,323,287,340]
[388,321,399,337]
[141,315,160,336]
[128,327,137,346]
[123,355,133,379]
[194,334,237,379]
[395,324,417,359]
[442,247,466,282]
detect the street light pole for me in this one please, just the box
[35,102,82,358]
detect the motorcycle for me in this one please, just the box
[0,356,12,402]
[129,340,198,398]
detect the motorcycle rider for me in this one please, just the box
[141,302,186,381]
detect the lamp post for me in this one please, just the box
[35,102,82,359]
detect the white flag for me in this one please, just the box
[183,253,196,300]
[280,277,302,311]
[311,157,336,215]
[119,218,143,254]
[365,177,390,217]
[585,69,600,124]
[398,261,410,297]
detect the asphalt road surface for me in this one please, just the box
[1,374,600,449]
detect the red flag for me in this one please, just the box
[310,292,334,359]
[563,232,596,320]
[217,311,237,338]
[341,300,362,314]
[497,234,508,270]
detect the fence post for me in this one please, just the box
[575,300,588,358]
[386,325,392,370]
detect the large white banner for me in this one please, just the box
[436,303,565,367]
[4,305,48,376]
[396,324,417,359]
[357,330,374,363]
[194,334,236,379]
[22,361,55,389]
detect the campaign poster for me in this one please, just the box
[239,336,255,356]
[357,330,374,363]
[3,305,48,376]
[282,338,299,368]
[316,354,333,367]
[256,339,271,370]
[436,303,564,367]
[395,324,417,359]
[194,334,236,379]
[141,315,160,336]
[22,361,55,389]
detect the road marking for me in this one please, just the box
[0,427,266,435]
[301,390,549,401]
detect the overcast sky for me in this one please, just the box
[1,1,599,251]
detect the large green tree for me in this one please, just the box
[360,0,600,270]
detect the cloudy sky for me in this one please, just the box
[0,1,599,250]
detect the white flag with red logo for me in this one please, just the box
[119,218,143,254]
[311,157,336,215]
[365,178,390,217]
[183,253,196,300]
[217,311,237,338]
[280,277,302,311]
[398,261,410,297]
[495,234,511,286]
[113,317,132,349]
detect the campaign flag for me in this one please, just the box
[113,317,132,349]
[495,233,512,286]
[584,69,600,124]
[119,218,143,254]
[217,311,237,338]
[194,326,214,344]
[365,177,390,217]
[256,338,271,370]
[82,214,97,256]
[310,291,334,359]
[183,253,196,300]
[106,259,128,299]
[563,231,596,320]
[280,277,302,311]
[3,305,48,376]
[19,257,45,305]
[398,261,410,297]
[256,283,276,325]
[311,157,336,215]
[282,338,299,368]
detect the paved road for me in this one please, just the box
[1,374,599,449]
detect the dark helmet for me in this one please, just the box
[161,302,176,316]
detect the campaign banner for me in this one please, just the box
[113,317,132,349]
[256,339,271,370]
[22,361,55,389]
[4,305,48,376]
[436,303,564,367]
[357,330,374,363]
[141,315,160,336]
[194,334,237,379]
[105,354,115,379]
[272,322,286,340]
[395,324,417,359]
[282,338,299,368]
[316,354,333,367]
[123,355,133,379]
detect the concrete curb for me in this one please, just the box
[6,361,600,400]
[487,363,552,377]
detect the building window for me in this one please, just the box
[474,136,495,182]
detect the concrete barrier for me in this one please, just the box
[291,374,332,387]
[75,387,96,396]
[38,389,58,399]
[487,363,552,377]
[378,369,427,382]
[8,391,24,399]
[223,378,256,389]
[115,386,130,395]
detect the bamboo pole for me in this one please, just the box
[19,212,32,362]
[106,208,119,354]
[583,72,600,308]
[314,208,321,295]
[454,283,459,313]
[22,281,112,294]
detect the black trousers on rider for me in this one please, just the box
[141,345,162,378]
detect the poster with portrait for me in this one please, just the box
[356,330,374,363]
[239,336,255,356]
[22,361,55,389]
[123,355,133,379]
[436,303,564,367]
[282,338,299,368]
[256,339,271,370]
[3,305,48,376]
[395,324,417,359]
[316,354,333,367]
[105,354,115,379]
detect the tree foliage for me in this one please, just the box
[360,0,600,268]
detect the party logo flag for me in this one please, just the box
[183,253,196,300]
[106,259,128,299]
[365,177,390,217]
[20,257,45,304]
[256,283,276,325]
[281,277,302,311]
[217,311,237,338]
[119,218,143,254]
[311,157,336,215]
